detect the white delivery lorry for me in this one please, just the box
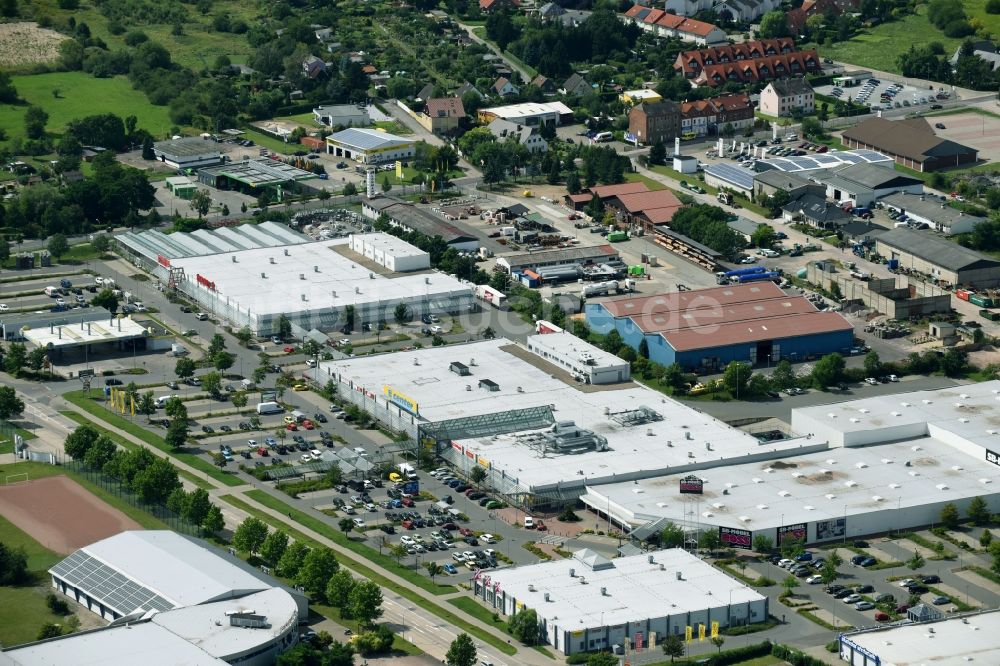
[154,395,178,409]
[256,401,283,415]
[474,284,506,309]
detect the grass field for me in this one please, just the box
[0,73,174,144]
[0,513,61,572]
[810,8,962,74]
[0,586,73,647]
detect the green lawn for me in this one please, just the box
[967,0,1000,38]
[0,585,72,647]
[62,391,244,487]
[809,8,962,73]
[0,73,174,144]
[373,120,415,136]
[0,513,61,572]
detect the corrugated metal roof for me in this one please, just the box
[631,297,817,334]
[877,228,1000,272]
[327,128,413,151]
[116,223,311,260]
[599,282,784,318]
[664,310,853,351]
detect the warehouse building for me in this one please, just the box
[151,137,223,170]
[704,162,755,196]
[841,117,978,172]
[324,128,416,164]
[879,192,986,235]
[476,101,574,127]
[584,382,1000,545]
[348,232,430,272]
[751,170,819,200]
[525,330,630,384]
[816,163,923,208]
[361,198,479,251]
[196,158,318,198]
[497,244,620,275]
[839,610,1000,666]
[3,587,300,666]
[473,548,767,656]
[318,338,806,507]
[168,237,472,335]
[876,228,1000,288]
[312,104,370,128]
[116,222,312,281]
[585,283,855,371]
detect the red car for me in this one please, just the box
[286,423,298,431]
[257,446,269,457]
[458,527,473,536]
[301,420,314,430]
[401,497,414,507]
[568,213,580,220]
[875,612,889,622]
[284,346,295,353]
[401,519,414,530]
[442,522,458,531]
[535,521,547,531]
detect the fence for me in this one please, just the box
[60,455,204,537]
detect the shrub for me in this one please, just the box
[46,593,70,615]
[987,0,1000,13]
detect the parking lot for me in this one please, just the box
[930,107,1000,164]
[814,76,948,113]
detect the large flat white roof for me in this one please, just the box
[350,232,428,259]
[172,238,471,317]
[489,548,764,630]
[525,331,628,371]
[583,436,1000,531]
[841,610,1000,666]
[481,101,572,118]
[23,316,149,349]
[323,339,808,491]
[76,531,277,609]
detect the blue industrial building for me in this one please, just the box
[585,283,855,371]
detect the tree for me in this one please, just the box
[722,361,752,398]
[213,351,235,372]
[296,547,339,602]
[446,632,477,666]
[394,302,410,324]
[0,386,25,420]
[24,105,49,139]
[470,466,487,485]
[338,518,355,539]
[83,436,117,471]
[277,314,292,340]
[781,575,800,595]
[426,561,442,581]
[175,357,196,379]
[37,623,63,641]
[189,189,211,218]
[202,504,224,534]
[260,530,290,566]
[0,542,29,585]
[508,608,539,645]
[863,350,882,378]
[940,348,967,377]
[343,182,358,196]
[710,636,725,653]
[3,342,26,377]
[348,580,384,627]
[65,424,100,460]
[587,654,618,666]
[92,288,119,314]
[662,634,685,662]
[649,141,666,165]
[26,347,46,372]
[907,550,925,571]
[137,391,156,421]
[202,371,223,399]
[183,488,212,527]
[208,333,227,357]
[941,502,960,529]
[968,496,991,526]
[753,534,774,554]
[232,517,269,555]
[325,569,356,610]
[982,530,994,548]
[659,522,685,548]
[751,225,776,249]
[820,557,839,584]
[277,541,311,578]
[699,529,721,554]
[164,396,187,421]
[46,233,69,260]
[812,353,845,389]
[132,458,180,504]
[758,10,789,38]
[770,359,796,390]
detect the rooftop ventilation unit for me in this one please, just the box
[232,256,237,263]
[569,568,576,577]
[261,272,267,279]
[528,584,536,592]
[369,272,375,279]
[300,273,305,280]
[355,287,360,294]
[675,571,683,581]
[314,266,319,272]
[301,294,307,301]
[600,587,607,596]
[647,556,654,564]
[284,248,289,256]
[269,257,275,264]
[544,593,551,602]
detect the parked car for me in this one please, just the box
[932,595,950,605]
[842,594,862,604]
[855,601,875,611]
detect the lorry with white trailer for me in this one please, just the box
[474,284,507,309]
[582,279,636,298]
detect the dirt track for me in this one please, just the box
[0,475,141,554]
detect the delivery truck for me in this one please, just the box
[256,401,283,415]
[475,284,507,309]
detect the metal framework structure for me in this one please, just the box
[418,405,555,451]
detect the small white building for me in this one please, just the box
[879,191,986,235]
[348,232,430,272]
[152,137,223,170]
[312,104,371,128]
[526,331,630,384]
[840,610,1000,666]
[325,128,416,164]
[817,163,924,208]
[758,79,815,118]
[474,548,768,656]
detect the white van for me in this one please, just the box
[524,516,535,529]
[256,401,283,415]
[154,395,177,409]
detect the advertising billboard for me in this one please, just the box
[719,526,752,550]
[777,523,807,546]
[679,475,704,494]
[383,385,419,415]
[815,518,846,541]
[987,447,1000,467]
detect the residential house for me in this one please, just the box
[314,27,333,42]
[530,74,557,93]
[758,79,815,117]
[622,5,728,46]
[628,101,682,146]
[949,40,1000,71]
[715,0,783,22]
[480,0,519,12]
[782,193,852,229]
[679,93,754,136]
[418,98,466,134]
[787,0,860,35]
[561,73,592,96]
[455,82,483,99]
[674,39,820,87]
[538,2,565,19]
[620,89,662,105]
[487,119,548,154]
[302,56,327,79]
[416,83,436,101]
[493,77,520,97]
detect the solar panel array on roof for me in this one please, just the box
[51,550,175,615]
[328,128,411,151]
[756,149,892,173]
[705,162,755,190]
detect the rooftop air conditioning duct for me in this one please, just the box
[659,563,665,571]
[685,431,692,440]
[425,277,431,284]
[301,294,307,301]
[355,287,360,294]
[517,386,523,393]
[232,256,237,263]
[314,266,319,272]
[528,584,536,592]
[369,272,375,279]
[675,571,682,580]
[466,385,472,391]
[647,555,654,564]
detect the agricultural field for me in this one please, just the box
[0,22,65,69]
[810,8,963,74]
[0,72,175,144]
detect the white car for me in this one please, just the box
[899,578,916,588]
[430,325,443,333]
[484,548,497,559]
[452,552,468,562]
[806,574,823,584]
[865,377,879,385]
[462,551,475,561]
[352,518,365,529]
[247,439,257,447]
[740,256,758,264]
[778,558,794,568]
[0,304,7,311]
[480,534,496,544]
[310,449,322,459]
[300,454,312,462]
[400,536,415,545]
[338,338,350,346]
